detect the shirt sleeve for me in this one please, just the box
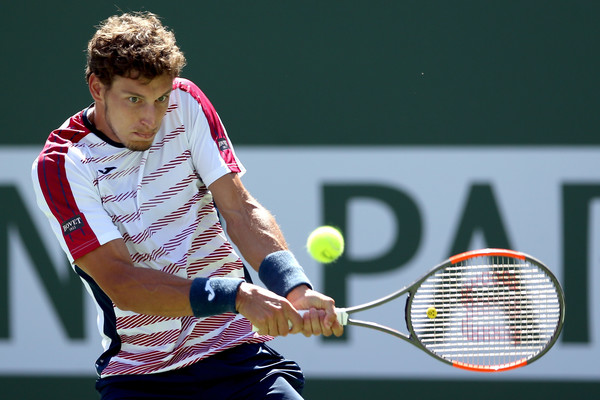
[174,78,246,187]
[32,144,122,264]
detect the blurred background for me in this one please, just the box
[1,1,598,398]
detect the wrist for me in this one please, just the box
[258,250,313,297]
[286,284,312,302]
[234,281,252,313]
[189,277,244,318]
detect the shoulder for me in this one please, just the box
[172,78,215,109]
[35,112,89,161]
[173,77,202,98]
[33,109,99,176]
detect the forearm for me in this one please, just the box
[223,196,289,270]
[210,173,293,269]
[76,239,199,317]
[88,263,243,318]
[102,265,195,316]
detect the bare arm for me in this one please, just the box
[74,238,194,317]
[73,173,299,325]
[208,172,287,269]
[209,173,343,337]
[74,173,341,336]
[73,174,308,330]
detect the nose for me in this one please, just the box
[140,104,157,129]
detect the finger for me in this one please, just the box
[320,311,334,337]
[300,309,314,337]
[324,309,338,329]
[277,313,291,336]
[286,311,304,335]
[278,300,301,336]
[323,306,344,337]
[256,324,268,335]
[278,300,301,334]
[251,315,269,335]
[267,314,281,337]
[309,308,324,336]
[330,318,344,337]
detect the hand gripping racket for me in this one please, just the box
[258,248,565,372]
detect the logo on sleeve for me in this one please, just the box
[217,138,230,152]
[62,215,85,235]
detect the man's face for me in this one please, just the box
[92,73,173,151]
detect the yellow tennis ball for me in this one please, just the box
[427,307,437,319]
[306,226,344,263]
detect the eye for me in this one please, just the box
[157,95,169,103]
[128,96,140,104]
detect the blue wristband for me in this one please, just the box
[258,250,313,297]
[189,277,244,318]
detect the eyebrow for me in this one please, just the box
[123,89,172,99]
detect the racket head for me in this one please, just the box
[406,248,565,372]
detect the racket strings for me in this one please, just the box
[410,256,561,371]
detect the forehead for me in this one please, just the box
[110,74,174,95]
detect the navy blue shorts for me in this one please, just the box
[95,343,305,399]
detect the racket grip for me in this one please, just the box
[251,308,348,332]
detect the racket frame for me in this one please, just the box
[337,248,565,372]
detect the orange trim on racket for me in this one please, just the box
[453,359,528,373]
[449,248,526,264]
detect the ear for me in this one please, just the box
[88,74,106,103]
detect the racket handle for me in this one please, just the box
[251,308,348,332]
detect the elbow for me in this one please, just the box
[106,287,137,311]
[99,273,143,312]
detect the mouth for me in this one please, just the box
[133,131,156,140]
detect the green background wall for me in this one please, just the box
[2,1,598,147]
[1,1,597,399]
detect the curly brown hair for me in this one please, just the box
[86,12,186,86]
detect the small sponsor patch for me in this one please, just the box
[62,215,84,235]
[217,138,230,151]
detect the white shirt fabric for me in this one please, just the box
[31,78,269,377]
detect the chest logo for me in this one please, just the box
[98,167,117,175]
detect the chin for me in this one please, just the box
[125,141,153,152]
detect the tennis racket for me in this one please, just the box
[258,248,565,372]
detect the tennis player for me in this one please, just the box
[31,11,342,399]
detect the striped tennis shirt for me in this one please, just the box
[31,78,269,377]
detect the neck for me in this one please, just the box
[86,105,97,126]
